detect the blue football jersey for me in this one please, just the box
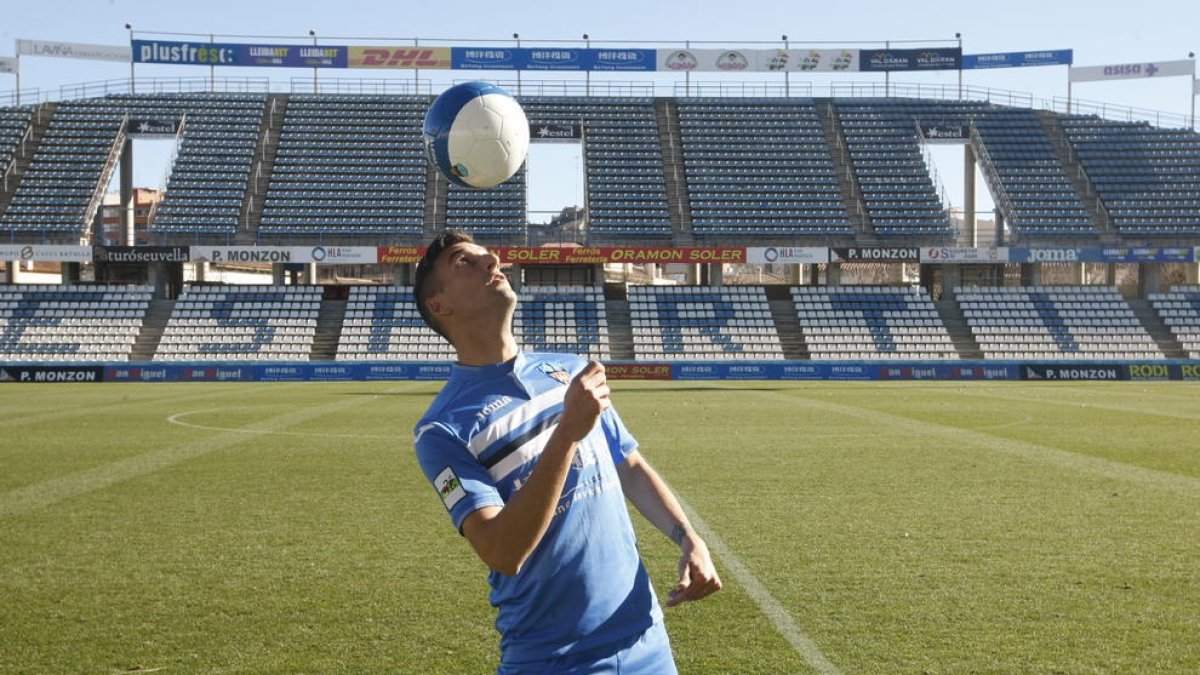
[413,352,662,665]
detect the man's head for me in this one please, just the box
[414,231,516,345]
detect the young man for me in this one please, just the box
[412,231,722,674]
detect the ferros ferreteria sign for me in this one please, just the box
[374,246,746,265]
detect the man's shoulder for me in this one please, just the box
[524,351,589,374]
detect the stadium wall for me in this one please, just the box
[1,361,1197,384]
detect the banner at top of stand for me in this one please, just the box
[962,49,1072,70]
[132,39,347,68]
[0,57,17,74]
[859,47,961,72]
[18,39,131,62]
[450,47,656,71]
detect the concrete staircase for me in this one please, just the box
[934,299,983,359]
[423,166,449,236]
[0,102,56,219]
[129,299,174,361]
[815,98,872,240]
[764,285,807,359]
[603,282,635,360]
[1034,110,1118,242]
[237,94,288,244]
[310,299,347,361]
[654,97,693,236]
[1127,298,1187,359]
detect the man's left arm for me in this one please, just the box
[617,450,723,607]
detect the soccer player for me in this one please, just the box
[412,232,722,674]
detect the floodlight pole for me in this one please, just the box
[126,23,135,94]
[309,30,318,94]
[782,35,789,98]
[209,33,215,93]
[583,34,590,97]
[513,33,522,96]
[1190,52,1196,131]
[956,33,963,100]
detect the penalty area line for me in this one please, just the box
[673,494,842,675]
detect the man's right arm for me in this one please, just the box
[460,361,609,576]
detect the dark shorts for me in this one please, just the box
[497,621,677,675]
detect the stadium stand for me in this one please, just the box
[337,286,456,361]
[446,169,528,236]
[154,285,319,361]
[1058,115,1200,236]
[792,286,957,360]
[957,285,1163,360]
[522,97,670,236]
[115,93,267,238]
[832,98,964,237]
[0,284,150,361]
[0,101,123,237]
[513,285,610,360]
[677,98,851,236]
[0,106,33,178]
[628,285,784,361]
[1149,285,1200,359]
[972,109,1095,235]
[262,95,425,238]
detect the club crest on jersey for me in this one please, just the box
[538,361,571,385]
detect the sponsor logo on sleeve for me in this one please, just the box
[434,468,465,511]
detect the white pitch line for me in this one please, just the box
[674,493,843,675]
[166,408,396,439]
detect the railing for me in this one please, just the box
[83,116,130,236]
[967,123,1019,238]
[3,76,1194,131]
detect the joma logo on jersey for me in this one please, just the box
[353,48,451,68]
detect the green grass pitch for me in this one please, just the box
[1,380,1197,673]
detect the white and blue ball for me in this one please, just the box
[422,82,530,189]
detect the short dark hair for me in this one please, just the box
[414,230,474,342]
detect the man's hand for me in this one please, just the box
[556,361,610,443]
[666,536,723,607]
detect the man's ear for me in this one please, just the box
[425,292,452,321]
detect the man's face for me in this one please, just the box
[425,242,516,334]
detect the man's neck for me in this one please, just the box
[453,327,520,367]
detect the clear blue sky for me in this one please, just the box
[3,0,1198,218]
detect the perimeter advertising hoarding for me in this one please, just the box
[0,366,104,383]
[831,247,920,263]
[10,362,1200,383]
[746,247,828,264]
[962,50,1073,70]
[0,245,92,263]
[920,247,1008,264]
[1007,247,1194,263]
[132,39,347,68]
[191,246,377,264]
[94,246,190,263]
[492,247,746,265]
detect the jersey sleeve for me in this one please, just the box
[414,423,506,533]
[599,405,639,465]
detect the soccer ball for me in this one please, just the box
[422,81,530,189]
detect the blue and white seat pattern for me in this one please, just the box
[628,285,783,361]
[958,286,1161,360]
[0,285,150,362]
[513,286,610,361]
[154,285,318,361]
[793,286,955,360]
[337,286,456,361]
[1150,285,1200,359]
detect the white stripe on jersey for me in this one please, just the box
[488,421,559,482]
[467,386,566,459]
